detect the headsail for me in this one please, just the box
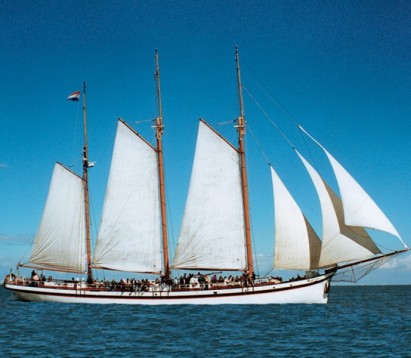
[172,120,247,271]
[324,149,402,237]
[92,120,163,273]
[271,166,321,270]
[22,163,87,273]
[300,126,402,241]
[297,151,381,268]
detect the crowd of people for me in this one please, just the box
[14,269,285,292]
[173,271,256,289]
[93,271,277,293]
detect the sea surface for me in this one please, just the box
[0,285,410,357]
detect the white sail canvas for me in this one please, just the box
[27,163,87,273]
[271,166,321,270]
[323,149,401,239]
[172,120,247,270]
[299,126,401,240]
[297,152,381,268]
[93,121,163,273]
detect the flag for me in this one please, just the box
[67,90,80,101]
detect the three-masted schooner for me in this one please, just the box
[3,49,408,304]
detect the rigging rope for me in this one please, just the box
[243,83,321,169]
[242,85,295,151]
[246,124,271,167]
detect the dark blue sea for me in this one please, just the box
[0,285,410,357]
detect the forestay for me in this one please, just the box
[23,163,87,273]
[172,120,247,271]
[92,120,163,273]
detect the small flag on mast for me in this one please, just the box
[67,90,80,101]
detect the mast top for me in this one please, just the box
[82,81,88,151]
[235,46,245,121]
[155,49,163,121]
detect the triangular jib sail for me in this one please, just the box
[299,126,402,240]
[21,163,87,274]
[296,151,381,268]
[172,120,247,271]
[92,120,163,274]
[271,166,321,270]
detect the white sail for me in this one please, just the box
[92,120,163,273]
[323,149,401,238]
[299,126,401,239]
[271,166,321,270]
[172,120,246,271]
[297,151,381,268]
[24,163,87,273]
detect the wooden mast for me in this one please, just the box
[154,49,170,280]
[235,46,254,276]
[82,81,93,283]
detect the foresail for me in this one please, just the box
[23,163,87,273]
[92,120,163,273]
[172,120,246,271]
[297,151,381,268]
[271,166,321,270]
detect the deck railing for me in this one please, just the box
[3,274,286,293]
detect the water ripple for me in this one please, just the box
[0,286,410,357]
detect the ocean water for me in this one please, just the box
[0,285,409,357]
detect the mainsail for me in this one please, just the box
[22,163,87,273]
[271,166,321,270]
[172,120,247,271]
[92,120,163,273]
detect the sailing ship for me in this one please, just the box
[3,48,408,304]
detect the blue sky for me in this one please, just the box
[1,1,410,284]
